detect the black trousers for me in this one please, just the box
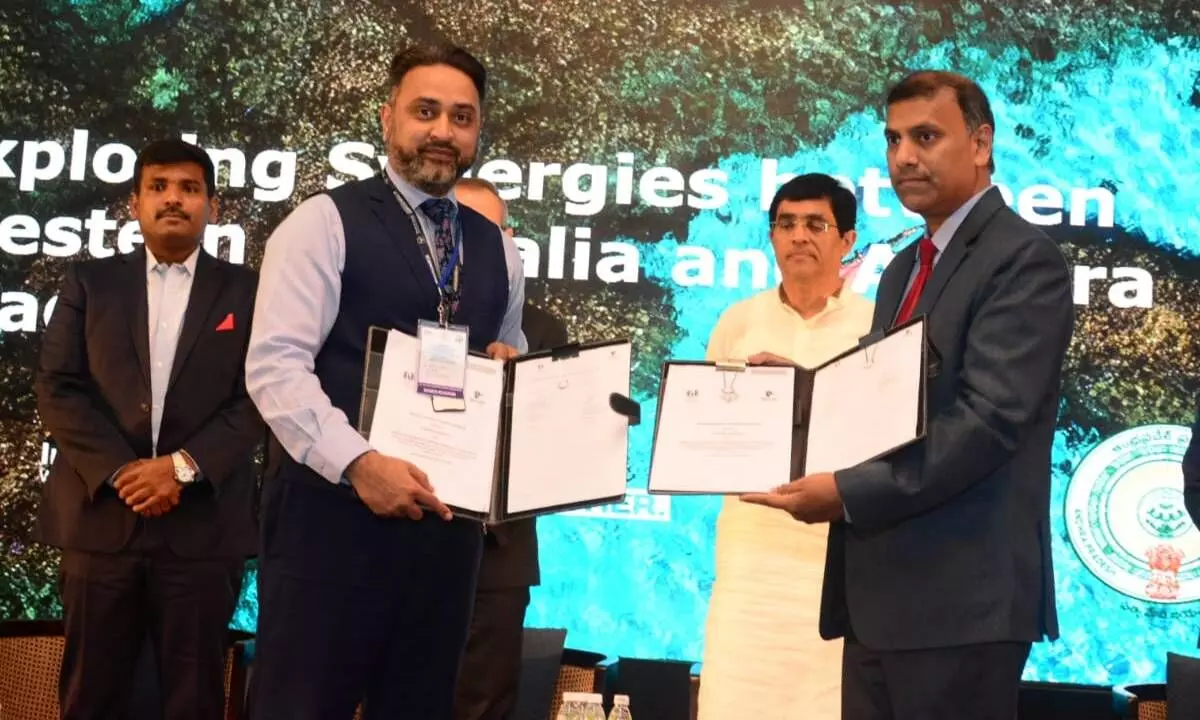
[250,476,483,720]
[58,524,244,720]
[842,638,1032,720]
[453,586,531,720]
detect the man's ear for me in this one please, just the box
[380,102,392,143]
[840,229,858,258]
[973,124,995,170]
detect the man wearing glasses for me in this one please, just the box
[697,173,873,720]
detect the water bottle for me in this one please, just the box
[607,694,633,720]
[557,692,587,720]
[582,693,606,720]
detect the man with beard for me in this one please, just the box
[35,139,261,719]
[245,44,527,720]
[744,71,1075,719]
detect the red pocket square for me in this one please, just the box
[215,313,235,332]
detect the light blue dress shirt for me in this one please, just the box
[146,247,200,455]
[245,166,528,485]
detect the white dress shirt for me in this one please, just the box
[245,167,527,485]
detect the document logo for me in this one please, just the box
[1065,423,1200,603]
[557,488,671,522]
[685,389,699,399]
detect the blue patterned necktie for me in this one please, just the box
[418,198,460,317]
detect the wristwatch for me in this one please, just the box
[171,451,196,485]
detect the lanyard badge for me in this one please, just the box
[380,171,471,398]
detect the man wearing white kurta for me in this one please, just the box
[699,173,874,720]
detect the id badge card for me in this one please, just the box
[416,319,469,398]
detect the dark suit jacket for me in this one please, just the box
[821,187,1075,651]
[34,247,263,559]
[1184,405,1200,530]
[476,303,569,590]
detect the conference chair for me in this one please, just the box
[0,619,249,720]
[1113,683,1167,720]
[0,620,62,720]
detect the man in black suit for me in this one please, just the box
[454,177,570,720]
[745,71,1075,719]
[34,139,262,720]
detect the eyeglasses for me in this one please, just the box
[771,216,837,237]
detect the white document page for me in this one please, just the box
[367,330,505,515]
[804,320,925,475]
[648,364,796,494]
[504,342,632,515]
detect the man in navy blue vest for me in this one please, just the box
[244,43,528,720]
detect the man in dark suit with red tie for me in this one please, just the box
[454,177,570,720]
[744,71,1075,719]
[34,139,262,720]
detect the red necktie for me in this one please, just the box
[895,235,937,325]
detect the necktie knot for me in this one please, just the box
[419,198,455,226]
[918,235,937,268]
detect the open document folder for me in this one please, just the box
[648,316,930,495]
[357,327,640,522]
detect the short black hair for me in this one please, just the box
[133,139,216,197]
[388,43,487,103]
[769,173,856,232]
[886,70,996,172]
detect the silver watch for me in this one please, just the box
[171,452,196,484]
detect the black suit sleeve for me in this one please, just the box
[35,263,139,498]
[180,272,264,492]
[1183,406,1200,528]
[835,236,1075,533]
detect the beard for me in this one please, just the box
[391,142,474,196]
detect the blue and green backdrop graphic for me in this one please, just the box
[2,0,1199,687]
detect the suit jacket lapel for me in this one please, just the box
[168,250,225,390]
[912,187,1005,318]
[877,243,916,331]
[123,247,151,390]
[366,176,441,308]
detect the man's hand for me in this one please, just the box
[741,472,844,523]
[746,351,797,367]
[346,451,452,521]
[114,457,181,517]
[485,342,520,361]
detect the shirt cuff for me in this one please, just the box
[308,422,373,485]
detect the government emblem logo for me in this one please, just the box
[1065,424,1199,603]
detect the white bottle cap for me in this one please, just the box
[615,694,630,705]
[562,692,588,703]
[586,693,603,703]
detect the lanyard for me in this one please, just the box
[380,170,463,323]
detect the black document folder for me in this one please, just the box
[358,326,640,522]
[647,315,930,495]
